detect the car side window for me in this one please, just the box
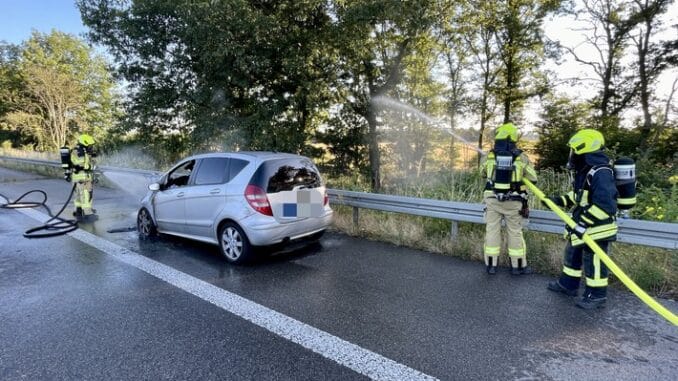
[166,160,195,189]
[194,158,229,185]
[227,159,249,182]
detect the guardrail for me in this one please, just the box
[2,155,677,249]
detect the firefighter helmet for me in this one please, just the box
[77,134,96,147]
[495,123,518,142]
[568,129,604,154]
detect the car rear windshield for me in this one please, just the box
[249,158,322,193]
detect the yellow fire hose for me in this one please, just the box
[522,178,678,326]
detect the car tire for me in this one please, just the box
[137,208,158,238]
[218,222,252,264]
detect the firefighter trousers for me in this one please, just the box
[558,240,610,298]
[72,172,94,215]
[483,197,526,269]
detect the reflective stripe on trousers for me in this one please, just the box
[558,240,611,297]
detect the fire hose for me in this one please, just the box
[0,184,79,238]
[522,178,678,326]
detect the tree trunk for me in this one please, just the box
[366,107,381,191]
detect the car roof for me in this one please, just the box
[183,151,306,162]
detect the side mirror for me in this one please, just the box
[148,183,160,191]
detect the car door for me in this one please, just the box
[184,157,230,238]
[185,157,251,239]
[153,160,195,234]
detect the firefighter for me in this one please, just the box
[547,129,617,309]
[481,123,538,275]
[68,134,97,219]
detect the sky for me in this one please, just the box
[0,0,87,44]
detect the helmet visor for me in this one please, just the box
[566,149,575,171]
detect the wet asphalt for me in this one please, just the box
[1,166,677,380]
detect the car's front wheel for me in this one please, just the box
[219,222,252,264]
[137,208,158,238]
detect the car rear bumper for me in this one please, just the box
[242,210,333,246]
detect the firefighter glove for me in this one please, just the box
[519,199,529,218]
[571,224,587,239]
[519,205,529,218]
[543,196,563,208]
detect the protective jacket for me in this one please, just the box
[481,139,537,272]
[70,145,93,181]
[481,140,537,199]
[553,151,618,246]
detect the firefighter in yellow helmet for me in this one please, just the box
[481,123,538,275]
[547,129,617,309]
[67,134,97,219]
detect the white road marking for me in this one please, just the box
[17,207,438,381]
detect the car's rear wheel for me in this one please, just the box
[219,222,252,264]
[137,208,157,238]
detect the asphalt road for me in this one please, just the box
[1,166,677,380]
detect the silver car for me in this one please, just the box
[137,152,333,263]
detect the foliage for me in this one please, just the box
[534,95,591,170]
[492,0,562,122]
[78,0,338,159]
[317,105,370,178]
[0,31,116,151]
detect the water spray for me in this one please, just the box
[371,96,487,156]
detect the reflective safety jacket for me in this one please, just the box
[481,149,538,200]
[70,145,93,182]
[555,151,618,246]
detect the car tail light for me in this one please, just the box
[323,190,329,206]
[245,185,273,216]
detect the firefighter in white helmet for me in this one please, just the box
[481,123,538,275]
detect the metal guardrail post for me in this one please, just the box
[450,221,459,240]
[353,207,359,231]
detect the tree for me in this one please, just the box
[330,0,445,191]
[437,4,472,168]
[628,0,676,152]
[493,0,561,122]
[0,31,116,151]
[457,1,501,160]
[0,43,28,146]
[387,31,446,178]
[562,0,640,120]
[535,95,591,170]
[79,0,337,158]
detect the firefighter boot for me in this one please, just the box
[547,280,578,296]
[576,292,607,310]
[510,258,532,275]
[486,257,497,275]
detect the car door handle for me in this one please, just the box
[209,189,221,195]
[176,192,185,198]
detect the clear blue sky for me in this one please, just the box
[0,0,87,44]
